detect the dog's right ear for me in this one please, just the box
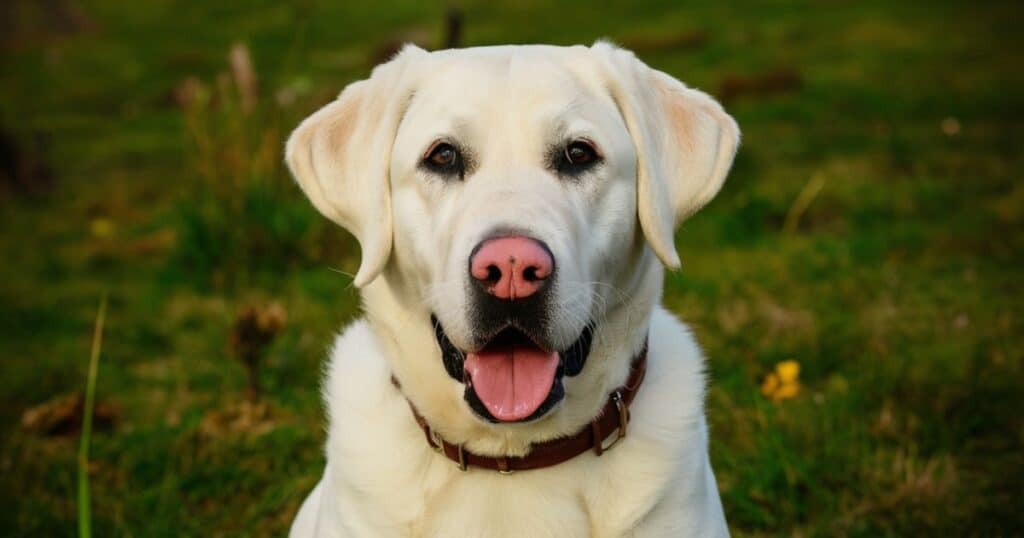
[592,41,739,270]
[285,45,426,287]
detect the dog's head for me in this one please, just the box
[287,43,738,452]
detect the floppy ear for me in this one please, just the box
[285,45,426,287]
[592,41,740,269]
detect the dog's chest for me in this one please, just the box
[329,431,672,538]
[411,474,593,537]
[372,456,659,538]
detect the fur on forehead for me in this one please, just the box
[400,48,612,119]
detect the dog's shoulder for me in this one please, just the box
[322,319,394,417]
[629,306,710,444]
[648,305,709,395]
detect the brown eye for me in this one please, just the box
[429,144,456,166]
[555,139,601,176]
[422,142,463,177]
[565,141,597,165]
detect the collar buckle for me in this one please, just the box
[430,427,468,471]
[455,443,467,471]
[598,390,630,453]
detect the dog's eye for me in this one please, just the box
[428,144,457,167]
[556,140,601,175]
[566,141,597,165]
[422,142,463,177]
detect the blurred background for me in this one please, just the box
[1,1,1021,535]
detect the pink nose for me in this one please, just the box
[470,236,553,300]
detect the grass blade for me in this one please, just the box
[78,294,107,538]
[782,172,826,235]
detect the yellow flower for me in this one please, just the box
[762,360,801,402]
[773,382,800,401]
[90,218,115,238]
[776,360,800,384]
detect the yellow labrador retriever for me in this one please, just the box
[287,42,738,537]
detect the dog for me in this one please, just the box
[286,41,739,537]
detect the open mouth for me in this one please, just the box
[432,316,594,423]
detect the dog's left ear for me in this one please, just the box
[593,41,740,269]
[285,44,427,287]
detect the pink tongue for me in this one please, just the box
[464,346,559,422]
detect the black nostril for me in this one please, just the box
[485,265,501,282]
[523,266,539,282]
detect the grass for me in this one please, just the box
[1,0,1022,535]
[77,294,106,538]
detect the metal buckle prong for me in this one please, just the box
[456,444,467,471]
[429,428,444,454]
[615,390,629,438]
[599,391,630,453]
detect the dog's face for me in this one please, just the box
[388,48,644,423]
[287,43,738,444]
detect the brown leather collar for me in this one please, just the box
[392,340,648,474]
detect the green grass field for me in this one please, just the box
[2,1,1021,535]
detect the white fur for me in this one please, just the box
[286,43,738,537]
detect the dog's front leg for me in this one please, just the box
[628,442,729,537]
[289,471,359,538]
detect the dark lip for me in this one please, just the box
[431,315,594,424]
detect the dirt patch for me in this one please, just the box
[718,68,802,104]
[21,392,119,437]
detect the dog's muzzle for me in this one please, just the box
[432,316,594,423]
